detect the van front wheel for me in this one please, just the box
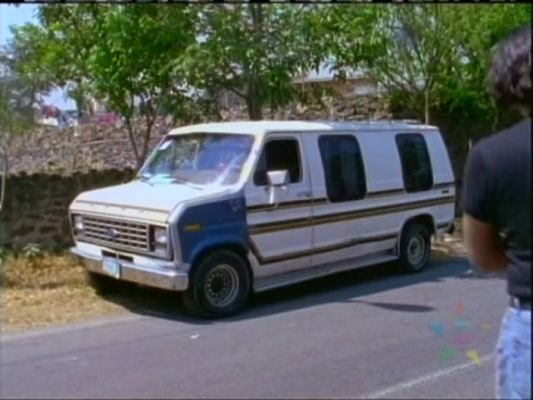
[183,251,251,319]
[398,224,431,273]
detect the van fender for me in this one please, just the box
[187,235,249,269]
[395,213,436,255]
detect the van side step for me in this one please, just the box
[254,251,399,293]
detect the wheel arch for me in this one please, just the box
[396,213,436,254]
[189,242,254,282]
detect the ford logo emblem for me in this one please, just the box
[105,228,119,240]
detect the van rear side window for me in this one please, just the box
[319,135,366,202]
[395,133,433,192]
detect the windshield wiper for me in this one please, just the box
[138,173,152,182]
[171,175,204,189]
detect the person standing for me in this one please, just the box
[462,24,531,399]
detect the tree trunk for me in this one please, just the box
[245,4,264,121]
[124,116,141,168]
[0,139,8,213]
[246,93,263,120]
[139,112,156,169]
[424,87,430,124]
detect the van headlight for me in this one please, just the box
[154,227,168,245]
[152,227,169,256]
[73,215,84,232]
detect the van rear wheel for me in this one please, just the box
[398,224,431,273]
[183,250,251,319]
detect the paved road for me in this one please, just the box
[1,255,507,399]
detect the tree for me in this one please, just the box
[321,5,458,124]
[0,60,35,212]
[37,4,102,118]
[1,23,56,118]
[436,4,532,129]
[180,4,319,120]
[37,4,197,167]
[325,4,531,127]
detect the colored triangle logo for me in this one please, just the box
[429,323,444,337]
[439,345,455,366]
[466,350,480,365]
[454,318,473,330]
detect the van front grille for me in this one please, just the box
[77,215,150,252]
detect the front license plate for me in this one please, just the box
[102,258,120,279]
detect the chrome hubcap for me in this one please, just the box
[407,234,426,267]
[204,264,239,307]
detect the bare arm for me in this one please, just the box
[462,213,509,272]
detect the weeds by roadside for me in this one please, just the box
[1,244,84,290]
[1,246,127,332]
[0,228,468,333]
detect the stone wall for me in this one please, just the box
[1,94,395,249]
[9,122,164,176]
[0,169,134,249]
[8,94,390,176]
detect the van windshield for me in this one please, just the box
[138,133,255,186]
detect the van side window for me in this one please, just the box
[395,133,433,192]
[319,135,366,202]
[254,139,302,186]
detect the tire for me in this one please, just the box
[183,250,251,319]
[398,223,432,273]
[85,271,122,295]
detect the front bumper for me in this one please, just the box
[71,247,189,291]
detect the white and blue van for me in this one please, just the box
[69,120,456,318]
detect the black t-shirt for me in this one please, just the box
[462,118,531,299]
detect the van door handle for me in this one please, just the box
[297,191,312,198]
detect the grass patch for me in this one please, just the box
[1,249,127,333]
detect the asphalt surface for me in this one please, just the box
[1,255,507,399]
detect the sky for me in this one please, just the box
[1,3,75,110]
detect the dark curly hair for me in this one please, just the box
[487,24,531,115]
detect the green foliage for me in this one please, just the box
[36,4,198,167]
[436,4,531,127]
[0,77,33,137]
[3,23,55,108]
[87,5,196,165]
[4,3,529,160]
[324,4,531,127]
[179,4,319,120]
[21,243,44,260]
[0,24,48,137]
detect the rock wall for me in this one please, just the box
[9,95,390,176]
[0,169,134,249]
[9,121,164,176]
[1,94,396,249]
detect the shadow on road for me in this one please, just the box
[346,300,435,312]
[100,251,501,326]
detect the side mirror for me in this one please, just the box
[266,170,289,207]
[267,170,289,187]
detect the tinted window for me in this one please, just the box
[319,135,366,202]
[254,139,302,186]
[396,133,433,192]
